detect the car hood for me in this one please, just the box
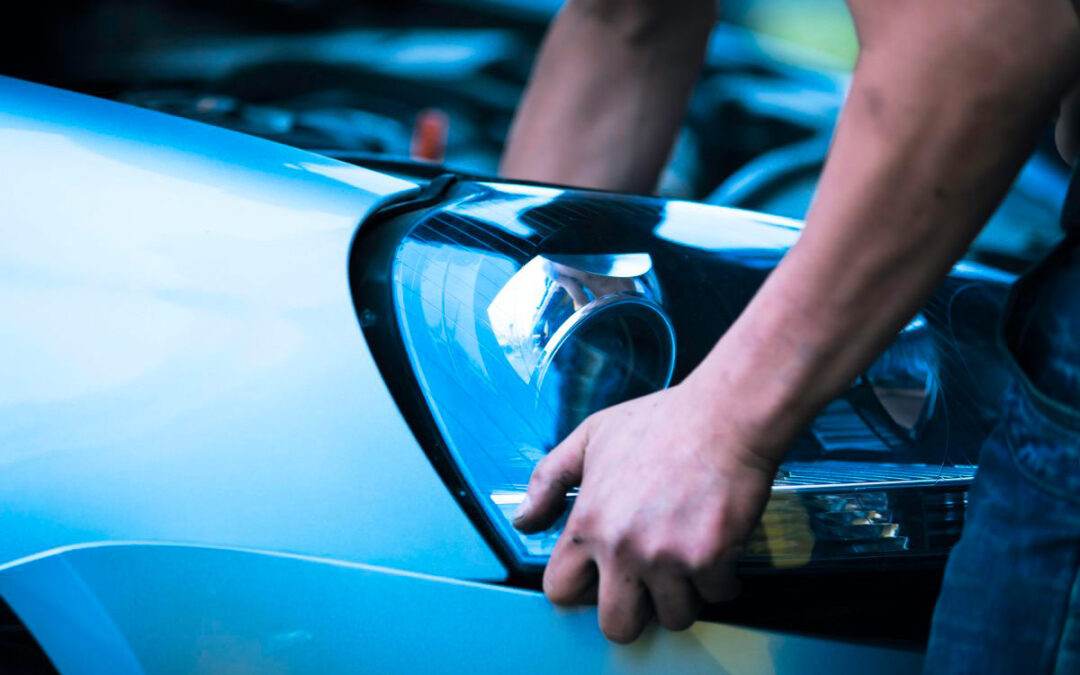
[0,77,505,580]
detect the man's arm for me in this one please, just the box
[512,0,1080,643]
[499,0,715,192]
[698,0,1080,453]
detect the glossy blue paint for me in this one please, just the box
[0,542,924,674]
[0,76,505,580]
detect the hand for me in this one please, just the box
[512,380,779,643]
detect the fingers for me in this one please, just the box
[513,421,589,533]
[690,563,741,604]
[548,547,734,639]
[644,573,701,632]
[543,526,597,606]
[597,563,652,644]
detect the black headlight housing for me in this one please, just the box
[351,176,1014,583]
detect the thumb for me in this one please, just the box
[513,421,589,533]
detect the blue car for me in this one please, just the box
[0,61,1063,673]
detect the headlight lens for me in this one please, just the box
[486,253,676,440]
[361,180,1011,571]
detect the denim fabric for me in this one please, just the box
[925,238,1080,674]
[1014,244,1080,414]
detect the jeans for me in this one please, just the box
[924,233,1080,674]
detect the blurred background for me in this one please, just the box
[0,0,1066,270]
[3,0,858,84]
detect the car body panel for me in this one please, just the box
[0,74,981,671]
[0,542,924,674]
[0,76,505,581]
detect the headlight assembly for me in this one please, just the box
[351,179,1013,573]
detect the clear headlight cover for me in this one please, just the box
[358,180,1014,571]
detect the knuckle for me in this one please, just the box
[642,537,690,571]
[642,540,677,568]
[685,539,724,572]
[682,552,710,575]
[529,463,553,490]
[609,525,641,561]
[582,410,607,436]
[569,506,594,532]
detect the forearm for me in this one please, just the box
[690,0,1080,462]
[499,0,715,192]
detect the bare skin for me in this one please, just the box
[500,0,716,192]
[505,0,1080,644]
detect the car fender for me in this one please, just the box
[0,542,924,674]
[0,76,503,580]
